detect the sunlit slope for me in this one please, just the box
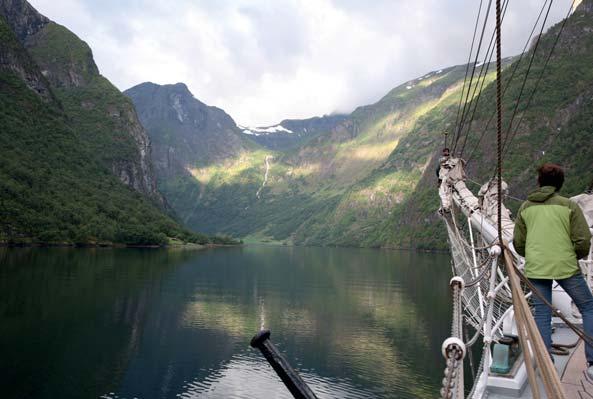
[156,64,494,244]
[379,1,593,250]
[289,65,500,246]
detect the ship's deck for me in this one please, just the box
[489,326,592,398]
[560,338,592,398]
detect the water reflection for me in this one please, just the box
[0,246,451,399]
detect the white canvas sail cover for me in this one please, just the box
[478,180,515,240]
[572,193,593,229]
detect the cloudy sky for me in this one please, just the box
[30,0,574,126]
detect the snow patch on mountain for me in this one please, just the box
[239,124,294,136]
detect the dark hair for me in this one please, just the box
[537,163,564,191]
[443,147,450,152]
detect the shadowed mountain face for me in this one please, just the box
[0,0,161,201]
[125,82,249,175]
[124,83,255,226]
[0,0,205,245]
[0,0,48,42]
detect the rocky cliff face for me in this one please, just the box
[0,0,47,41]
[0,4,200,245]
[0,11,52,100]
[25,22,99,88]
[125,82,249,176]
[125,82,252,224]
[0,0,162,203]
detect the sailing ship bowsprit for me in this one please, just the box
[438,0,593,397]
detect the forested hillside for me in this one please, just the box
[0,1,224,246]
[380,0,593,249]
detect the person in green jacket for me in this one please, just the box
[513,163,593,372]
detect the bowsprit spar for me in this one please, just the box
[437,0,593,398]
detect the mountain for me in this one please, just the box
[239,114,348,151]
[1,0,162,200]
[128,63,491,241]
[128,0,593,250]
[124,82,255,226]
[380,0,593,249]
[0,0,216,245]
[22,21,162,200]
[125,82,249,171]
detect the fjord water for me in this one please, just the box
[0,246,452,399]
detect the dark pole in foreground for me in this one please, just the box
[250,330,318,399]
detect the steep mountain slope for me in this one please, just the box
[126,82,249,168]
[129,64,497,242]
[378,0,593,249]
[0,0,52,100]
[0,0,161,201]
[124,82,255,225]
[283,64,501,246]
[0,1,214,245]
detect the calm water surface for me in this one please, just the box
[0,246,452,398]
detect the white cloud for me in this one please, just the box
[29,0,574,126]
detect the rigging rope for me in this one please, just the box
[437,3,593,398]
[457,0,511,156]
[500,0,577,160]
[500,0,554,152]
[475,0,574,190]
[440,280,466,399]
[495,0,503,245]
[453,0,486,140]
[452,0,494,154]
[461,0,549,160]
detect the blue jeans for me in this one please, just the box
[529,273,593,364]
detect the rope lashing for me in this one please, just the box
[440,277,467,399]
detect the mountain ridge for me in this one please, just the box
[0,0,163,201]
[0,0,231,246]
[127,62,488,243]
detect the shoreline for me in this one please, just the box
[0,240,449,253]
[0,242,241,250]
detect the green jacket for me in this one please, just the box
[513,186,592,279]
